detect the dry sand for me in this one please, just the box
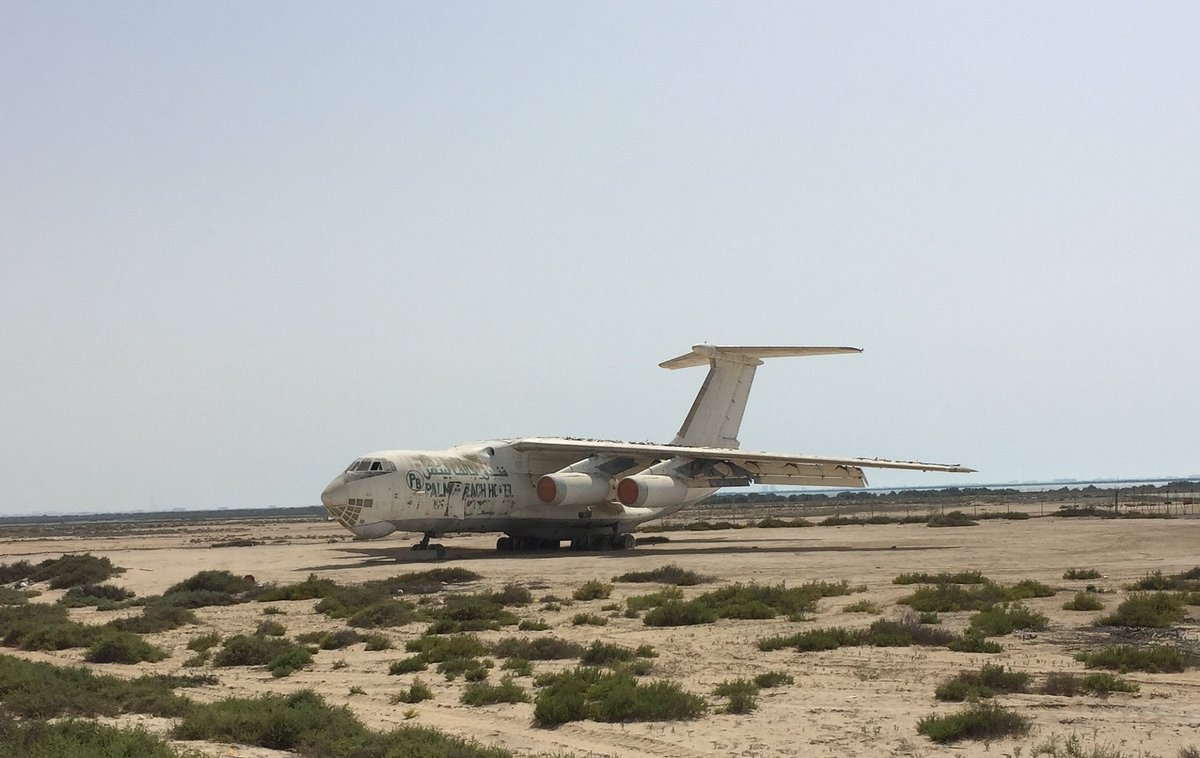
[3,515,1199,757]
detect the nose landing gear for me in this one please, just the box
[408,532,446,560]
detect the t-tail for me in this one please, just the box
[661,345,862,448]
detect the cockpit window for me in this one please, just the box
[344,458,396,477]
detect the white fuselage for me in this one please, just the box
[320,440,714,541]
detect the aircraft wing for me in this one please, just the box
[510,437,974,488]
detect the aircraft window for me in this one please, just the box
[370,461,382,471]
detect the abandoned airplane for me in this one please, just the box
[320,345,973,556]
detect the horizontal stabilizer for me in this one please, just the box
[659,345,861,370]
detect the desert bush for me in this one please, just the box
[1082,672,1139,694]
[919,611,941,624]
[1041,671,1084,696]
[916,701,1030,743]
[255,620,287,637]
[755,517,814,528]
[60,583,135,607]
[758,626,859,652]
[84,631,167,664]
[573,580,613,601]
[1004,579,1056,599]
[934,664,1030,701]
[391,677,434,704]
[0,587,31,606]
[533,667,706,726]
[966,603,1048,637]
[517,619,550,631]
[501,658,533,676]
[174,689,510,757]
[626,586,684,612]
[462,675,528,706]
[1098,592,1186,627]
[898,584,990,613]
[364,633,392,651]
[713,678,758,714]
[346,599,422,629]
[926,511,978,528]
[572,612,608,626]
[1075,644,1189,673]
[580,640,653,666]
[213,634,310,674]
[425,593,520,633]
[166,570,251,596]
[0,654,191,719]
[0,603,98,651]
[262,606,284,615]
[491,636,583,661]
[109,603,197,633]
[436,657,487,680]
[1064,568,1102,580]
[613,565,711,586]
[405,633,488,662]
[946,635,1003,653]
[491,583,533,606]
[187,632,220,652]
[894,571,989,585]
[31,554,124,589]
[256,573,341,601]
[753,671,793,688]
[389,656,428,674]
[0,559,35,584]
[153,588,243,609]
[0,714,185,758]
[643,600,718,627]
[844,600,881,614]
[691,580,851,622]
[1063,592,1104,611]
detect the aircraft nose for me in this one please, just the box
[321,478,346,509]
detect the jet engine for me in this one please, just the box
[536,472,610,507]
[616,475,689,509]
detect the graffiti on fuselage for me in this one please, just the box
[407,456,514,516]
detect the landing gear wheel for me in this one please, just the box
[434,545,447,560]
[615,533,636,550]
[496,536,514,552]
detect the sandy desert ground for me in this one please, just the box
[2,515,1199,757]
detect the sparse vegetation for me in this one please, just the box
[532,667,706,726]
[491,636,583,661]
[1063,592,1104,611]
[759,615,957,652]
[1064,568,1102,580]
[461,675,528,706]
[713,678,758,713]
[894,571,988,585]
[1097,592,1187,627]
[0,714,191,758]
[1041,671,1140,696]
[916,701,1030,743]
[965,603,1048,637]
[572,612,608,626]
[926,510,979,528]
[255,620,287,637]
[1075,644,1191,673]
[84,631,168,664]
[391,677,434,704]
[212,634,312,677]
[612,565,711,586]
[934,664,1031,701]
[0,654,192,719]
[580,640,655,667]
[59,583,135,607]
[517,619,550,631]
[174,689,511,756]
[843,599,882,614]
[572,580,613,601]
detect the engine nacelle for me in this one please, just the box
[536,472,610,507]
[616,475,689,509]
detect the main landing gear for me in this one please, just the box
[569,533,636,551]
[408,532,446,560]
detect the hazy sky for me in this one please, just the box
[3,3,1197,515]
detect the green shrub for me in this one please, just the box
[753,671,793,688]
[0,714,185,758]
[1081,672,1138,693]
[712,678,758,714]
[109,603,197,633]
[213,634,306,669]
[491,636,583,661]
[1005,579,1056,599]
[389,656,428,674]
[580,641,650,666]
[625,587,684,612]
[32,554,124,589]
[916,701,1030,743]
[462,675,528,706]
[613,565,711,585]
[347,599,422,629]
[1075,644,1189,673]
[947,635,1003,653]
[256,573,341,601]
[1063,568,1102,580]
[405,633,487,662]
[966,604,1048,637]
[533,668,706,726]
[0,654,191,719]
[918,611,940,624]
[391,677,434,704]
[174,689,510,757]
[643,600,718,627]
[1063,592,1104,611]
[154,588,243,609]
[573,580,613,601]
[255,620,287,637]
[572,612,607,626]
[843,600,881,614]
[436,657,486,680]
[517,619,550,631]
[759,626,859,652]
[935,664,1030,701]
[1041,671,1083,696]
[187,632,220,652]
[269,648,313,678]
[84,631,167,664]
[898,584,990,613]
[926,511,978,528]
[501,658,533,676]
[0,603,99,650]
[60,583,135,607]
[364,633,392,651]
[262,605,284,615]
[893,571,988,585]
[166,570,251,595]
[1098,592,1186,627]
[491,583,533,605]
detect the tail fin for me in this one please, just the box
[661,345,861,448]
